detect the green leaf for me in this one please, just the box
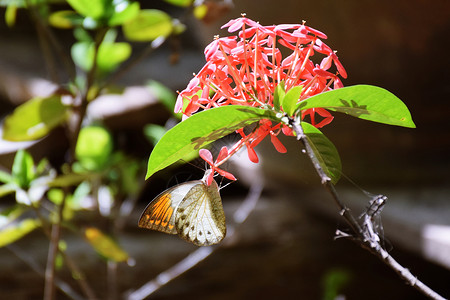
[146,80,177,113]
[12,150,35,189]
[85,227,129,262]
[71,41,131,73]
[123,9,172,42]
[146,105,279,179]
[282,85,302,116]
[108,1,140,26]
[193,4,207,19]
[5,2,17,27]
[144,124,167,146]
[66,0,106,19]
[163,0,193,7]
[2,95,68,141]
[0,170,13,184]
[71,41,92,70]
[47,188,64,205]
[97,42,132,72]
[75,126,113,171]
[48,10,84,29]
[298,85,415,128]
[0,205,25,226]
[0,183,16,197]
[74,27,93,42]
[49,173,90,188]
[273,81,285,111]
[0,219,40,248]
[68,181,91,210]
[302,122,341,184]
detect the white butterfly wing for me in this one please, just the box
[138,181,200,234]
[175,180,226,246]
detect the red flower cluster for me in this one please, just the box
[176,15,347,182]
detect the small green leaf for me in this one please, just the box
[163,0,193,7]
[74,27,93,42]
[0,218,40,248]
[0,183,17,197]
[3,95,68,141]
[0,205,25,226]
[48,10,84,29]
[108,1,140,26]
[5,3,17,27]
[302,122,341,184]
[68,181,91,210]
[48,188,64,205]
[144,124,167,146]
[66,0,106,19]
[193,4,207,19]
[146,105,279,179]
[75,126,113,171]
[12,150,35,189]
[97,42,132,72]
[0,170,13,184]
[147,80,177,113]
[71,41,92,71]
[49,172,90,188]
[55,252,64,270]
[298,85,415,128]
[71,41,131,73]
[273,81,285,111]
[123,9,172,42]
[85,227,129,262]
[282,85,302,116]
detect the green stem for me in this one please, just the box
[69,28,107,163]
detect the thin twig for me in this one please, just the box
[7,244,85,300]
[107,261,119,300]
[100,36,167,90]
[290,116,446,300]
[44,191,67,300]
[26,1,75,82]
[26,1,58,83]
[30,200,98,299]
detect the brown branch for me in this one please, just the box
[43,192,67,300]
[30,200,97,299]
[290,117,446,300]
[26,1,75,83]
[7,244,85,300]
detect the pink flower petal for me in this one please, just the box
[216,168,237,181]
[199,149,214,165]
[247,146,259,163]
[270,134,287,153]
[216,146,229,163]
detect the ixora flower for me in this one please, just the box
[175,14,347,183]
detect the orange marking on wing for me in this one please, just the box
[151,194,173,227]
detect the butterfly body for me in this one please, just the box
[138,179,226,246]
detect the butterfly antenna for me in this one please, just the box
[218,180,234,190]
[179,158,206,172]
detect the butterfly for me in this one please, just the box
[138,172,226,246]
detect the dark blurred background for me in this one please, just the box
[0,0,450,299]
